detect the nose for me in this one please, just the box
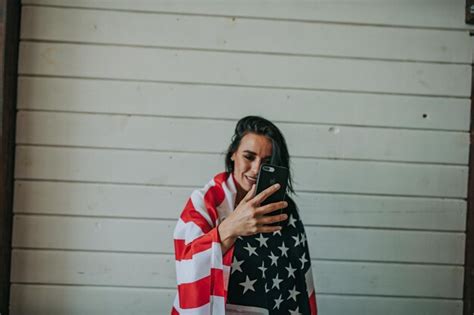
[250,159,261,175]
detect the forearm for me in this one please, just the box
[218,221,237,254]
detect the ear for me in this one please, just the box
[231,152,236,162]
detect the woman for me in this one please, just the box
[172,116,317,315]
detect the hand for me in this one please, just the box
[218,183,288,243]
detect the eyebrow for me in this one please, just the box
[243,150,272,160]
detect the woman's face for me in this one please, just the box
[231,133,273,193]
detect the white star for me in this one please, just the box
[256,233,269,247]
[300,233,306,246]
[288,214,297,227]
[273,294,283,309]
[265,283,270,293]
[292,234,300,246]
[231,257,244,274]
[278,241,289,257]
[299,252,308,269]
[239,275,257,294]
[272,229,282,236]
[289,307,302,315]
[237,236,243,240]
[269,251,279,266]
[258,261,267,278]
[285,263,296,278]
[272,273,283,290]
[243,243,258,256]
[287,286,300,301]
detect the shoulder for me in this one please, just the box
[189,171,230,204]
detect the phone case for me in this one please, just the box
[255,164,289,226]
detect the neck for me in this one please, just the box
[235,188,246,206]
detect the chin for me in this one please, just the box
[237,178,251,192]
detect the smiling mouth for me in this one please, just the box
[245,175,257,184]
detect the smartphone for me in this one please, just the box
[255,163,289,226]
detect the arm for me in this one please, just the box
[217,220,237,255]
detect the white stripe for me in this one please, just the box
[176,242,223,284]
[211,296,226,314]
[174,218,204,244]
[190,180,216,227]
[223,264,231,290]
[305,267,315,296]
[216,174,237,224]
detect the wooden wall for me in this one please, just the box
[10,0,472,314]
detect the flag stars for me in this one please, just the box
[258,261,267,278]
[239,275,257,294]
[243,243,258,257]
[289,307,302,315]
[292,234,300,247]
[299,252,308,269]
[278,241,289,257]
[273,294,284,310]
[231,257,244,274]
[269,251,279,266]
[256,233,269,247]
[273,229,282,236]
[288,214,297,227]
[300,233,307,246]
[287,286,300,301]
[285,263,296,278]
[272,273,283,290]
[264,283,270,293]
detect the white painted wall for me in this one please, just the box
[11,0,472,314]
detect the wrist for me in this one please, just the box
[218,220,235,241]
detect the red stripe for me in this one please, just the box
[180,199,212,234]
[174,227,219,261]
[223,245,234,266]
[213,172,228,187]
[309,291,318,315]
[202,173,227,222]
[170,306,179,315]
[177,268,224,309]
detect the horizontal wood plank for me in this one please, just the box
[10,249,464,298]
[9,284,463,315]
[21,0,472,30]
[18,42,471,97]
[20,6,471,63]
[14,146,469,197]
[11,215,465,264]
[16,111,470,164]
[10,284,175,315]
[17,77,471,131]
[13,181,466,231]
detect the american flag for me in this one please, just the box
[172,172,317,314]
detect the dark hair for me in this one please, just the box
[225,116,295,194]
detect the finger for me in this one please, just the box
[257,225,282,234]
[256,201,288,216]
[257,213,288,225]
[241,184,256,203]
[252,183,281,205]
